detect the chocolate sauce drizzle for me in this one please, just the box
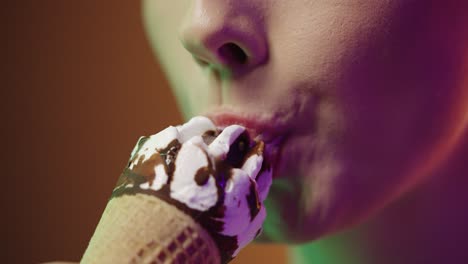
[112,131,269,263]
[225,131,250,168]
[246,179,261,221]
[194,167,211,186]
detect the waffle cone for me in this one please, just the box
[81,193,221,264]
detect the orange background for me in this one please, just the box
[4,1,286,263]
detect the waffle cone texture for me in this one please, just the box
[81,194,221,264]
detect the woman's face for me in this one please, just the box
[143,0,467,241]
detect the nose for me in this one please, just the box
[179,0,268,76]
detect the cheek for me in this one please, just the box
[269,1,467,240]
[243,2,395,120]
[335,2,466,187]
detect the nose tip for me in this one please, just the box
[179,1,268,76]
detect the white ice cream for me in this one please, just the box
[124,116,273,258]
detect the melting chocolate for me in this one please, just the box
[225,132,250,168]
[131,153,163,186]
[255,153,272,182]
[127,136,150,167]
[242,141,264,165]
[210,233,238,263]
[201,130,217,145]
[157,139,181,183]
[194,167,211,186]
[246,179,261,220]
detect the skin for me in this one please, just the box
[143,0,468,247]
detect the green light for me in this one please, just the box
[289,228,368,264]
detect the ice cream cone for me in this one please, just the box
[82,117,274,263]
[81,193,220,264]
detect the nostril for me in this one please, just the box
[217,42,248,65]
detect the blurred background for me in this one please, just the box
[4,1,286,263]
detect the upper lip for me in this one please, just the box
[203,108,289,144]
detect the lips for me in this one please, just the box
[205,110,286,141]
[204,109,290,177]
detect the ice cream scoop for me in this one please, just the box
[82,116,273,263]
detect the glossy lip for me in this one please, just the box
[204,109,290,143]
[203,108,291,177]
